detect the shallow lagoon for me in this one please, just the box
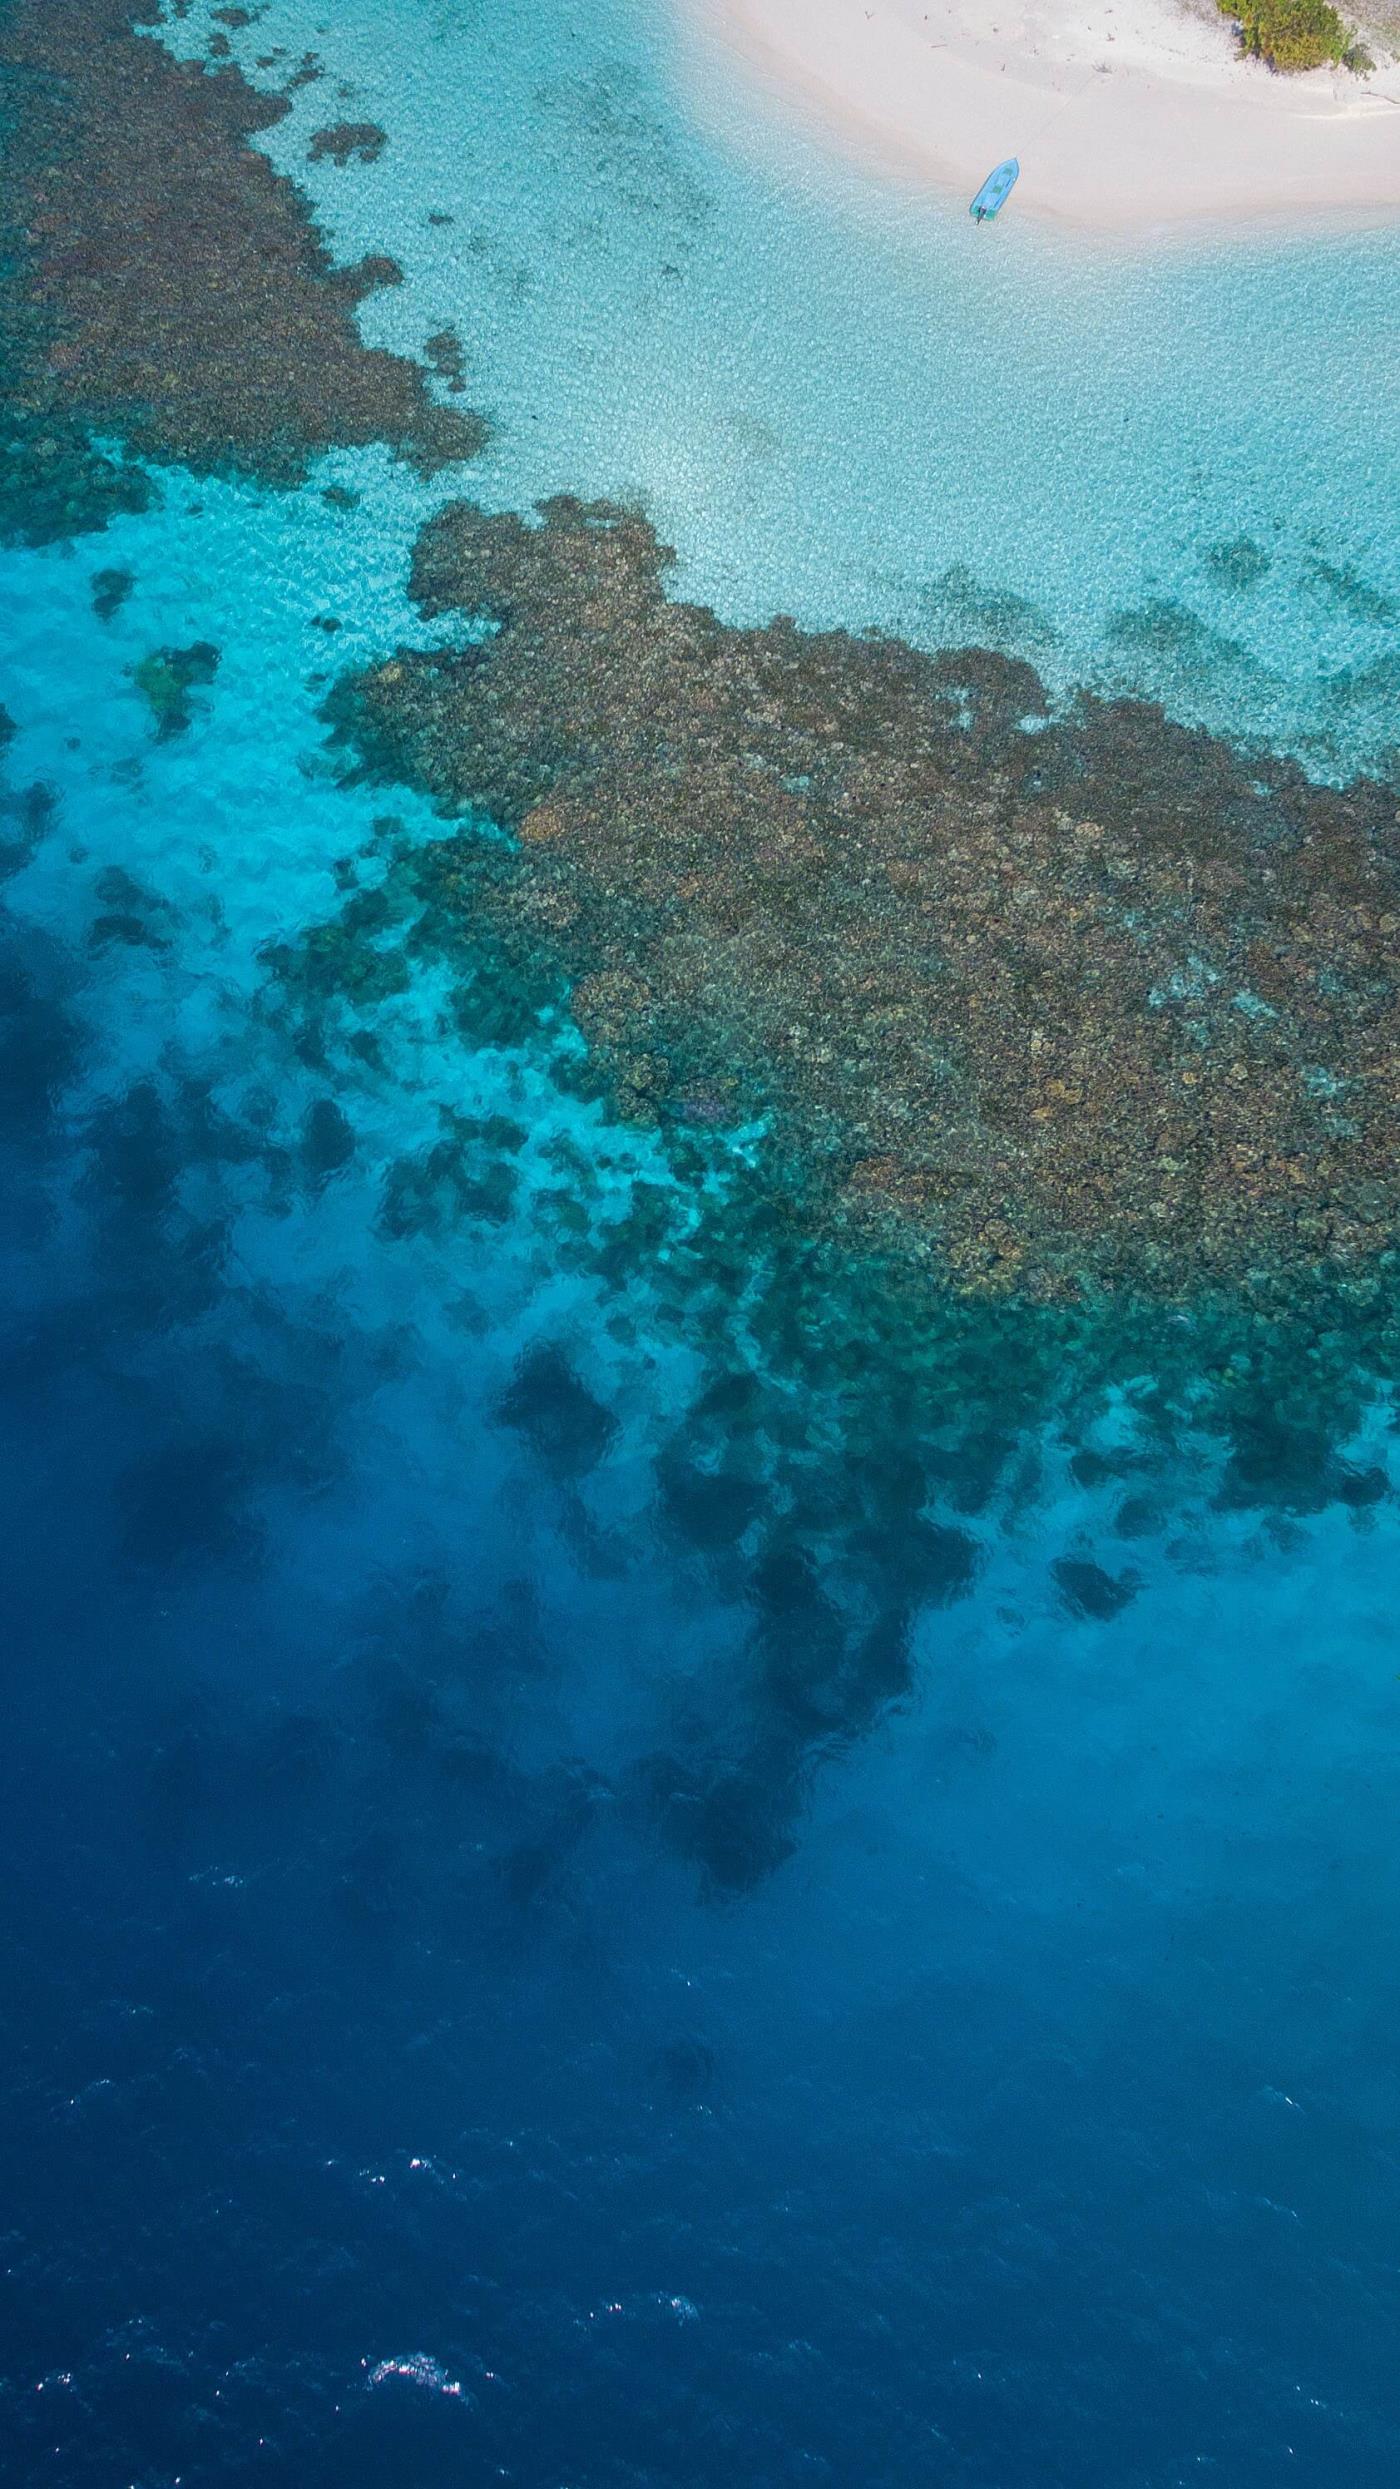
[2,2,1400,2482]
[166,0,1400,775]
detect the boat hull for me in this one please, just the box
[970,157,1020,221]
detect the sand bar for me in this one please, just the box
[681,0,1400,230]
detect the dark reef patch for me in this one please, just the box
[307,119,387,168]
[0,0,484,544]
[88,861,175,951]
[1053,1556,1140,1623]
[1203,536,1272,593]
[1307,554,1398,631]
[130,639,219,737]
[324,493,1400,1304]
[424,325,471,394]
[496,1344,619,1482]
[379,1107,524,1237]
[0,771,57,882]
[90,563,134,622]
[299,1093,355,1182]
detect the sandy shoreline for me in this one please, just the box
[681,0,1400,231]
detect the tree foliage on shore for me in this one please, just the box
[1217,0,1371,72]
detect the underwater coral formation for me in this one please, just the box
[0,0,483,542]
[328,494,1400,1302]
[307,120,389,167]
[266,796,1400,1888]
[2,0,1393,1728]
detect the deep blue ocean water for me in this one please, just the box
[3,3,1400,2483]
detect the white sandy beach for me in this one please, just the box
[682,0,1400,229]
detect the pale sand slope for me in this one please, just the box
[682,0,1400,229]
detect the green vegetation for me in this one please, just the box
[1217,0,1372,72]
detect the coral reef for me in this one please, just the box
[267,807,1400,1886]
[307,120,388,167]
[130,640,219,737]
[327,494,1400,1303]
[0,0,484,542]
[423,327,471,394]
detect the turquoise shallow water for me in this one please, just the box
[2,3,1400,2482]
[166,0,1400,777]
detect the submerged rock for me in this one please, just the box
[307,120,388,168]
[130,641,219,739]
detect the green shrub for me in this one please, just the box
[1217,0,1359,71]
